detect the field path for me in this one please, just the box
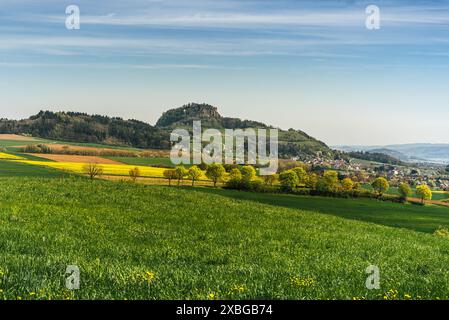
[408,197,449,207]
[0,134,36,141]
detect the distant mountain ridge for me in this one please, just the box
[0,103,333,159]
[334,144,449,164]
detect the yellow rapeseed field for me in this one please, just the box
[0,153,24,160]
[16,160,170,178]
[14,159,211,180]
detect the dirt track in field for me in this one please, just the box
[102,175,220,187]
[0,134,36,141]
[408,197,449,207]
[27,154,123,165]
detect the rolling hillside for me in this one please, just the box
[1,177,449,299]
[334,144,449,164]
[0,103,333,159]
[156,103,333,159]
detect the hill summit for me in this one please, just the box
[156,103,267,129]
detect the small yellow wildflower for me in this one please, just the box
[352,296,366,300]
[230,284,246,294]
[208,293,216,300]
[290,276,315,288]
[404,294,412,300]
[383,289,399,300]
[144,271,156,284]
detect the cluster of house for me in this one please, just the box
[303,156,449,190]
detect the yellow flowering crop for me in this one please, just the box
[15,160,172,178]
[0,153,24,160]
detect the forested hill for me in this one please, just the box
[0,111,171,149]
[156,103,333,159]
[156,103,268,129]
[0,103,333,159]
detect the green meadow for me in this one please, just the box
[1,177,449,300]
[363,183,449,201]
[0,160,64,177]
[110,156,178,168]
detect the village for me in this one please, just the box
[303,156,449,191]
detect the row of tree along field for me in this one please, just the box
[80,161,434,204]
[158,163,434,205]
[20,144,168,159]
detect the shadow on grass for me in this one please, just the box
[191,187,449,234]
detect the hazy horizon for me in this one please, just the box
[2,0,449,145]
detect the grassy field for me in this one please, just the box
[0,160,66,177]
[0,137,141,152]
[207,190,449,233]
[363,184,449,201]
[1,177,449,300]
[110,156,179,168]
[12,160,175,179]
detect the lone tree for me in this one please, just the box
[84,163,103,181]
[129,167,141,182]
[163,169,177,186]
[416,184,432,204]
[371,177,389,196]
[279,170,299,192]
[174,166,188,185]
[205,163,225,187]
[188,165,202,186]
[398,183,412,201]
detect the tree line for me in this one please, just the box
[160,163,434,205]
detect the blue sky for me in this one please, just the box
[1,0,449,145]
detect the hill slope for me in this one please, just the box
[0,111,170,149]
[156,103,332,159]
[334,144,449,164]
[0,103,333,159]
[1,177,449,299]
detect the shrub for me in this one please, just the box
[434,227,449,238]
[279,170,299,192]
[263,174,278,186]
[174,166,188,185]
[163,169,177,186]
[416,184,432,204]
[292,167,308,187]
[398,183,412,201]
[188,166,202,186]
[241,166,256,182]
[371,177,389,196]
[83,163,103,180]
[206,163,225,187]
[229,168,242,181]
[316,171,340,194]
[341,178,355,191]
[129,167,140,182]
